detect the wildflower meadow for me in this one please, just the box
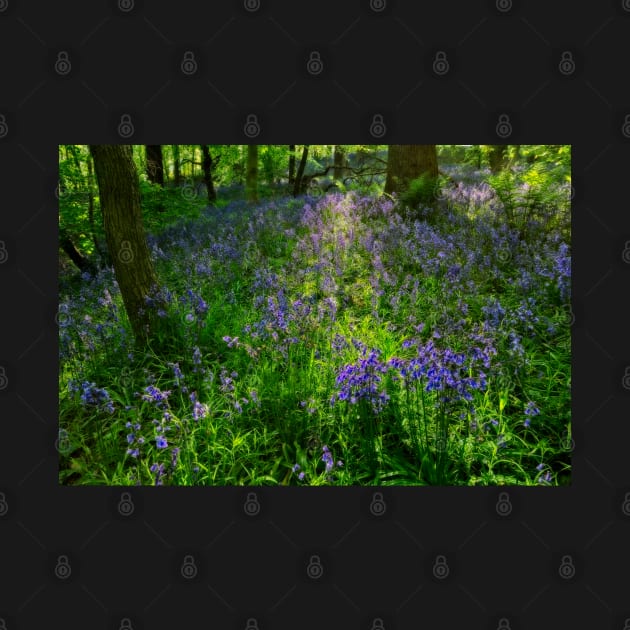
[58,144,571,486]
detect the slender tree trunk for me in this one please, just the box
[246,145,259,203]
[191,146,197,178]
[293,145,309,197]
[86,153,107,263]
[172,145,181,187]
[146,145,165,212]
[288,144,296,185]
[384,145,438,195]
[200,145,217,203]
[67,144,83,188]
[90,145,161,345]
[59,227,95,273]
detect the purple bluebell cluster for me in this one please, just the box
[392,337,490,404]
[189,391,208,421]
[125,420,144,458]
[141,385,171,409]
[180,288,209,322]
[321,445,343,473]
[332,346,390,413]
[69,380,115,414]
[523,401,540,428]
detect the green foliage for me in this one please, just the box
[58,145,103,257]
[398,172,448,223]
[59,146,570,487]
[487,161,570,241]
[400,173,438,207]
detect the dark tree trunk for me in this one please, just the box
[90,144,161,345]
[146,145,165,211]
[333,145,346,180]
[246,144,259,203]
[489,145,508,174]
[191,146,197,178]
[288,144,296,185]
[145,145,165,186]
[384,145,438,195]
[59,227,96,273]
[146,144,164,186]
[200,145,217,203]
[293,145,309,197]
[172,145,181,187]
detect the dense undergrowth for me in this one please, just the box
[59,164,571,486]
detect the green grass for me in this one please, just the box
[59,179,570,487]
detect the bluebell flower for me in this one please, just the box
[78,381,115,414]
[525,401,540,416]
[169,362,184,381]
[192,346,202,368]
[322,445,334,472]
[142,385,171,409]
[223,336,239,348]
[171,447,180,469]
[150,462,166,485]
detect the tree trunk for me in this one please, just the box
[288,145,296,185]
[59,227,95,274]
[67,144,83,186]
[246,144,258,203]
[90,145,161,345]
[293,145,309,197]
[172,144,181,186]
[488,145,507,174]
[384,145,438,195]
[200,145,217,203]
[86,153,107,263]
[191,146,197,178]
[145,145,164,186]
[333,145,346,180]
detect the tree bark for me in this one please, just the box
[488,145,507,174]
[86,153,108,263]
[293,145,309,197]
[246,144,259,203]
[200,145,217,203]
[288,145,296,185]
[333,145,346,180]
[90,145,161,345]
[172,144,181,186]
[59,227,95,273]
[384,145,438,195]
[145,145,165,186]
